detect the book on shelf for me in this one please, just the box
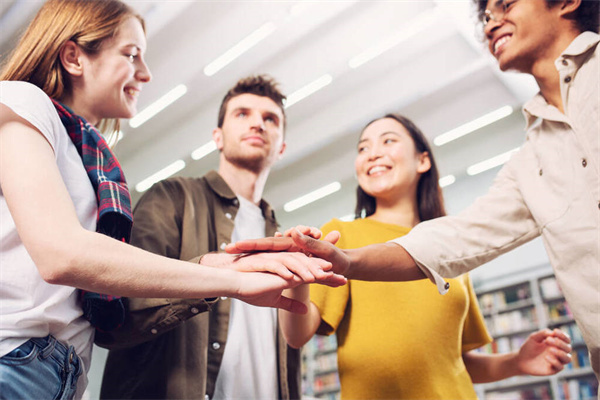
[557,323,584,345]
[485,384,552,400]
[558,376,599,400]
[478,283,532,313]
[546,301,573,321]
[539,276,563,299]
[493,308,537,335]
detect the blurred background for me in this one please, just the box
[1,1,556,398]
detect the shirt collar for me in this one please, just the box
[523,32,599,129]
[204,170,277,222]
[559,31,600,59]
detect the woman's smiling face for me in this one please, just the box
[77,16,151,124]
[355,117,430,201]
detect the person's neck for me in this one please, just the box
[530,31,580,113]
[218,162,269,206]
[60,91,98,126]
[368,195,420,228]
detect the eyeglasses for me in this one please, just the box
[482,0,518,27]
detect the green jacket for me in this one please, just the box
[97,170,301,400]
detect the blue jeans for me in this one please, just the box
[0,335,81,400]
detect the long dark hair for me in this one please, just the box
[354,113,446,222]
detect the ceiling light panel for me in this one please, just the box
[284,182,342,212]
[129,84,188,129]
[467,147,520,176]
[135,159,186,193]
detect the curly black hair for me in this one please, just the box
[473,0,599,34]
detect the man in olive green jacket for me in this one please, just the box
[98,75,301,399]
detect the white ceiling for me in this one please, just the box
[1,0,539,229]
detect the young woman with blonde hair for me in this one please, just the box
[0,1,342,398]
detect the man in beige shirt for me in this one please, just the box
[228,0,600,381]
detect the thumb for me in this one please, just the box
[323,230,340,245]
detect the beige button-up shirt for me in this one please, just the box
[394,32,600,378]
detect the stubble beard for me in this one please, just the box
[224,148,268,174]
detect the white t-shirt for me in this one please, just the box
[213,195,278,400]
[0,81,96,393]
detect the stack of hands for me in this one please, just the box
[218,225,573,377]
[198,226,343,314]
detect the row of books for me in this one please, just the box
[556,323,584,345]
[315,351,337,372]
[485,308,538,336]
[479,283,532,313]
[309,334,338,353]
[486,385,552,400]
[566,348,592,370]
[546,301,573,321]
[558,376,598,400]
[477,333,530,354]
[313,371,340,395]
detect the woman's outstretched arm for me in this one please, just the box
[0,105,341,313]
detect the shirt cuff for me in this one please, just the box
[388,237,450,295]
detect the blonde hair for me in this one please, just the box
[0,0,144,134]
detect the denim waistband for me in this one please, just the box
[29,335,77,366]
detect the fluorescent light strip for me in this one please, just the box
[284,74,333,109]
[135,159,186,193]
[191,141,217,161]
[129,84,188,128]
[439,174,456,188]
[284,181,341,212]
[467,147,520,176]
[204,22,277,77]
[434,105,514,146]
[348,9,439,69]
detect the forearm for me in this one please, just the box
[37,227,242,299]
[463,351,520,383]
[278,285,321,348]
[345,242,426,281]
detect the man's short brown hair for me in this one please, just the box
[217,75,286,129]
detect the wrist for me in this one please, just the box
[220,268,243,299]
[511,350,525,376]
[200,252,232,267]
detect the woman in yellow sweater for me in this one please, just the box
[278,114,572,399]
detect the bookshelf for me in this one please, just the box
[302,334,341,400]
[474,268,598,400]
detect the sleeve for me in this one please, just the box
[391,151,541,294]
[459,274,493,352]
[310,219,350,335]
[95,179,217,349]
[0,81,63,153]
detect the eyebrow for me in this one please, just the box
[231,107,249,114]
[122,44,143,53]
[358,131,401,144]
[263,111,280,121]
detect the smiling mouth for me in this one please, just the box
[494,35,511,54]
[124,87,139,97]
[368,165,390,175]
